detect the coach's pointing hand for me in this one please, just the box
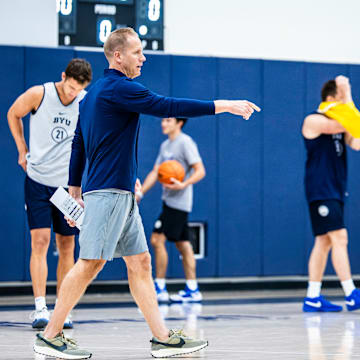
[231,100,261,119]
[215,100,261,120]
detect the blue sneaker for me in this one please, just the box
[345,289,360,311]
[303,296,342,312]
[155,282,169,303]
[170,285,202,303]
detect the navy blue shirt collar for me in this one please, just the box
[104,68,127,77]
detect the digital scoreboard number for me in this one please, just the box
[136,0,162,50]
[58,0,163,50]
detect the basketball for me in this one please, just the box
[158,160,185,185]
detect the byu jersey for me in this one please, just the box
[26,82,86,187]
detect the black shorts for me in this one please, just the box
[24,175,79,236]
[308,199,345,236]
[153,203,189,242]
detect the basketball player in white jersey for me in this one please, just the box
[7,59,92,329]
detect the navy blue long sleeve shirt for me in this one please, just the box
[69,68,215,193]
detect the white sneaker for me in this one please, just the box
[64,312,73,329]
[30,307,50,329]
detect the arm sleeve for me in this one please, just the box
[183,138,202,166]
[113,80,215,118]
[68,117,86,186]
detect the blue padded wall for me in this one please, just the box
[2,44,360,282]
[262,60,308,275]
[217,58,263,276]
[169,56,218,278]
[0,46,26,281]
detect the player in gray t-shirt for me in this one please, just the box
[138,117,205,303]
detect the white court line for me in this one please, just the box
[205,348,360,356]
[84,346,360,357]
[12,344,359,358]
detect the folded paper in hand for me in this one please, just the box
[50,186,84,230]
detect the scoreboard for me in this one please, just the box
[57,0,163,51]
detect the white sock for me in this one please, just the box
[155,278,166,290]
[341,279,356,297]
[35,296,46,311]
[186,279,198,291]
[307,281,321,298]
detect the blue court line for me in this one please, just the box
[0,314,292,328]
[0,295,345,312]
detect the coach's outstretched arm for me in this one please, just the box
[115,80,261,121]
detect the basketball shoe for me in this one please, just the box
[303,295,342,312]
[155,282,169,303]
[30,307,50,329]
[170,285,202,303]
[345,289,360,311]
[34,331,91,359]
[150,329,208,358]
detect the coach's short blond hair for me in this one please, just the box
[104,28,138,60]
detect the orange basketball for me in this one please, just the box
[158,160,185,185]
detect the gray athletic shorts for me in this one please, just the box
[79,191,148,260]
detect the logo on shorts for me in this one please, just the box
[318,205,329,217]
[154,220,162,229]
